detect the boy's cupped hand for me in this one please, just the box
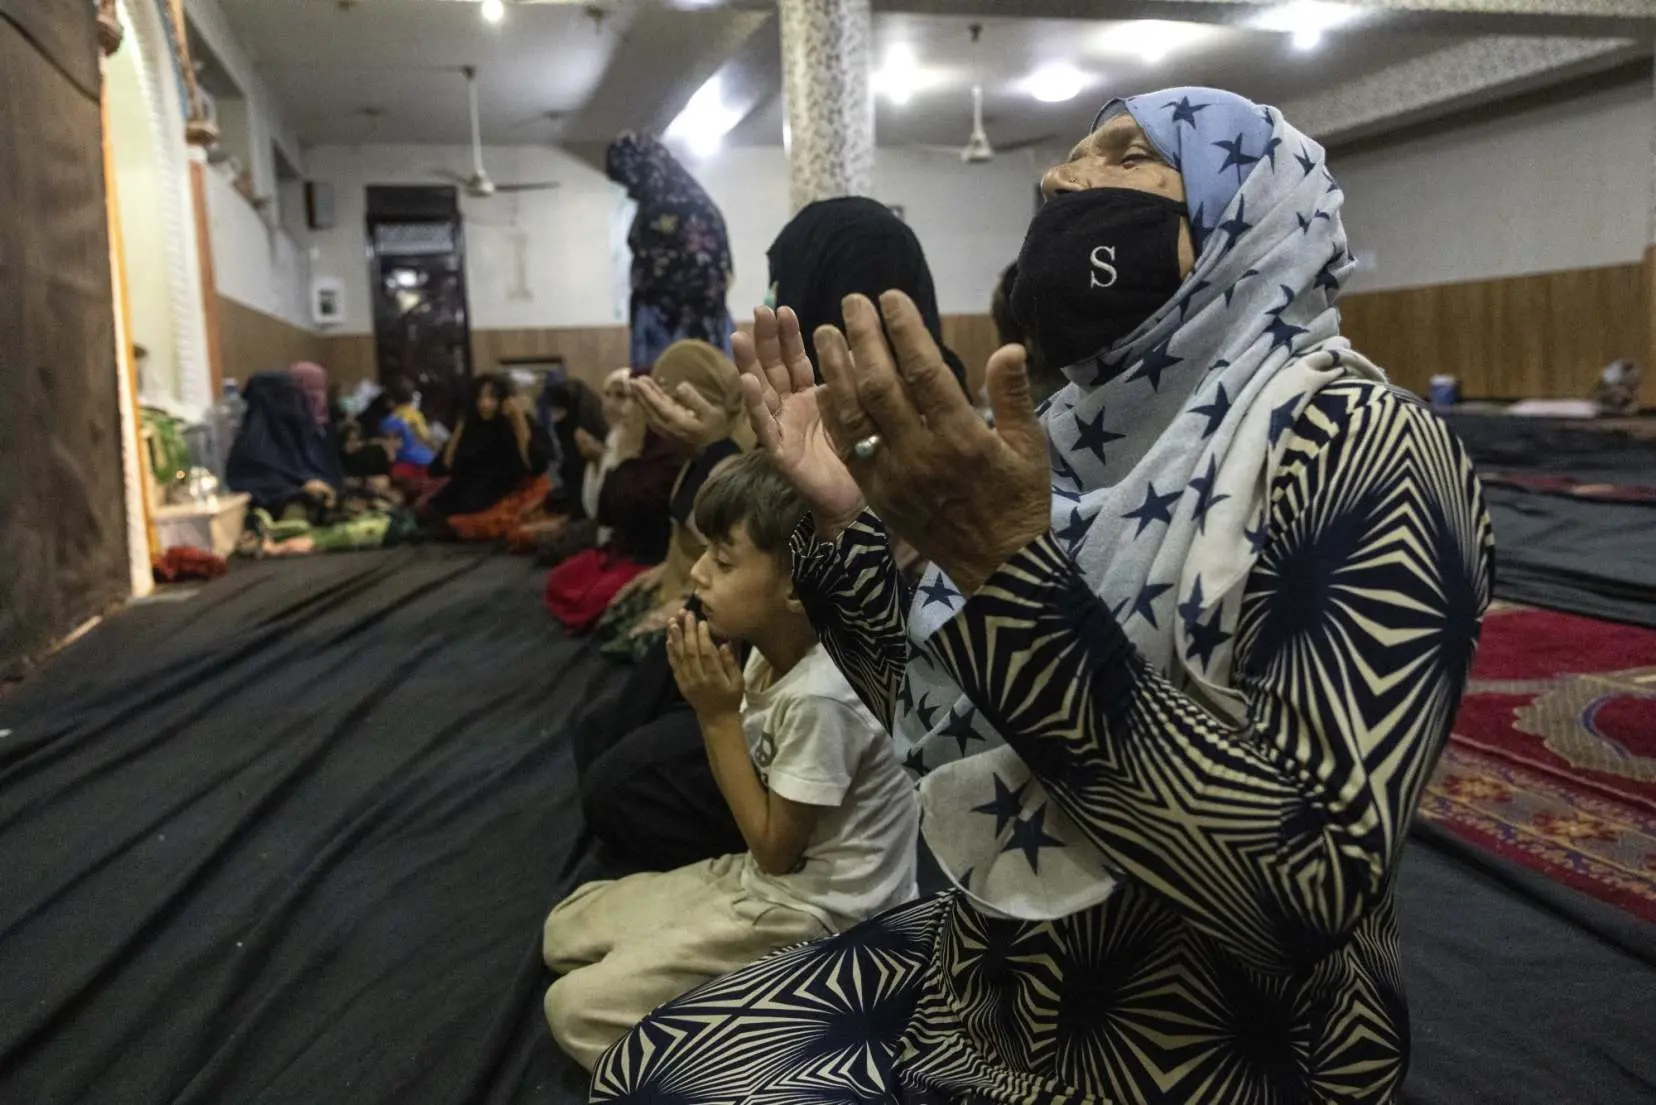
[667,612,744,718]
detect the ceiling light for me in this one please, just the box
[1251,2,1363,52]
[874,44,923,106]
[481,0,505,25]
[1026,63,1088,104]
[1094,20,1214,66]
[665,73,743,158]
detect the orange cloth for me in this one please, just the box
[445,475,552,543]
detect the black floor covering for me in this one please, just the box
[1445,411,1656,627]
[0,548,616,1105]
[3,546,1653,1105]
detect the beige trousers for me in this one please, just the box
[542,853,829,1070]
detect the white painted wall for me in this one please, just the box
[108,39,180,399]
[1334,77,1652,294]
[204,169,314,329]
[301,140,1054,335]
[184,0,304,197]
[301,143,625,335]
[186,0,317,335]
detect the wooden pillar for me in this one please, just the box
[191,161,225,397]
[101,11,158,593]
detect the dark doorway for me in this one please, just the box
[366,186,473,429]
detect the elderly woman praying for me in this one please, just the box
[588,87,1494,1105]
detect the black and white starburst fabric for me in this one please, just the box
[594,375,1493,1104]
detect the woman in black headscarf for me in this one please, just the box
[427,374,551,536]
[606,132,735,370]
[226,371,343,516]
[542,378,608,517]
[766,196,966,386]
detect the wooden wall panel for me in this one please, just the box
[318,333,377,388]
[321,321,1003,397]
[941,314,999,400]
[472,326,630,391]
[320,326,633,393]
[1339,263,1647,402]
[217,297,327,382]
[308,268,1656,412]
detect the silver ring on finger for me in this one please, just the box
[853,434,882,460]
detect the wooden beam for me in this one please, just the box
[190,161,225,398]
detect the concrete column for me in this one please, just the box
[778,0,874,213]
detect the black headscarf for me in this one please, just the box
[544,378,608,509]
[766,197,966,387]
[428,374,551,518]
[225,372,343,511]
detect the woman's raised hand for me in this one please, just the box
[816,292,1051,595]
[734,307,865,535]
[632,375,726,450]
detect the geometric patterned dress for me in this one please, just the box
[591,379,1495,1105]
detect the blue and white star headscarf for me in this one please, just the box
[900,87,1386,921]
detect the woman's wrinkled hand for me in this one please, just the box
[734,306,865,536]
[814,291,1050,595]
[633,375,726,450]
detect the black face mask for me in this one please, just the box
[1011,188,1187,372]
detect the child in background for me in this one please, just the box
[541,450,918,1069]
[381,377,437,479]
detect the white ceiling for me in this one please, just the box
[730,14,1478,150]
[218,0,635,146]
[214,0,1582,153]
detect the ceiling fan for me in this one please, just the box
[920,24,1055,164]
[432,66,560,198]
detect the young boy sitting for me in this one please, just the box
[542,449,919,1070]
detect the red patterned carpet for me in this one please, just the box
[1422,604,1656,922]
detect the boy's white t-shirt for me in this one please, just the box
[739,644,918,932]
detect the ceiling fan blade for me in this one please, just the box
[996,134,1061,154]
[493,181,562,193]
[431,168,471,185]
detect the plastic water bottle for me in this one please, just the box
[1427,374,1459,412]
[213,379,246,477]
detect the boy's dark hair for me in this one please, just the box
[693,449,809,558]
[386,377,416,405]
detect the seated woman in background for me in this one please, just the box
[543,383,682,632]
[228,364,408,556]
[584,369,636,528]
[226,366,343,519]
[538,369,638,567]
[543,377,609,516]
[380,377,438,480]
[592,340,752,661]
[426,373,551,541]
